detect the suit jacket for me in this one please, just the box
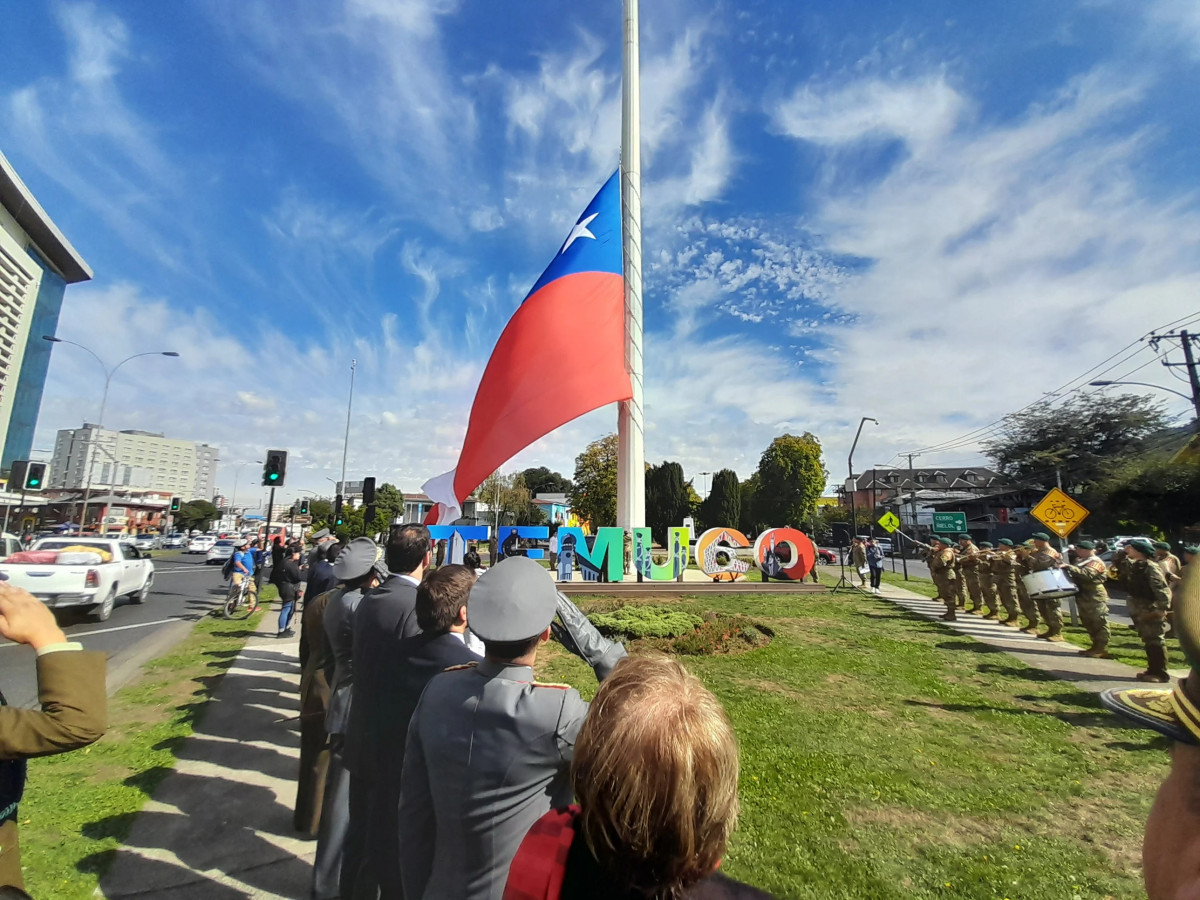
[323,586,364,736]
[0,649,106,889]
[343,573,422,776]
[371,630,481,899]
[306,560,338,600]
[398,660,590,900]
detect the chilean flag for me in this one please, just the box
[423,172,630,524]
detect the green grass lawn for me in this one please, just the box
[17,588,277,898]
[537,590,1163,900]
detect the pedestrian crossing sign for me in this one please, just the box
[877,511,901,533]
[1030,487,1089,539]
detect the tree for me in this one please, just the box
[1103,457,1200,538]
[982,393,1169,489]
[478,472,546,525]
[646,461,690,544]
[175,500,218,532]
[569,434,619,528]
[699,468,741,531]
[738,474,764,535]
[374,483,405,526]
[753,433,828,528]
[520,467,572,496]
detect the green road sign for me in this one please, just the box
[932,512,967,533]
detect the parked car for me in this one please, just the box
[816,548,838,564]
[875,538,893,556]
[133,533,160,552]
[188,534,217,554]
[0,537,154,621]
[206,539,237,565]
[160,533,187,549]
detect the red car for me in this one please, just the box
[816,548,838,564]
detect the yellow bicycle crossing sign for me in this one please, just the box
[1030,487,1089,539]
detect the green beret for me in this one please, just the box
[957,533,971,541]
[1154,541,1172,551]
[1031,532,1051,542]
[998,538,1014,546]
[1076,540,1095,550]
[1127,540,1155,558]
[929,536,948,546]
[1023,539,1035,546]
[1184,545,1199,556]
[978,541,993,549]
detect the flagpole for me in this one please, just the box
[617,0,645,530]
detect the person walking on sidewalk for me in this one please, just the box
[850,538,868,589]
[865,538,884,594]
[1119,540,1173,683]
[275,544,303,638]
[1065,540,1112,658]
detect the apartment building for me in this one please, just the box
[50,424,218,500]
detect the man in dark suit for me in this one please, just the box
[341,523,430,898]
[371,563,482,899]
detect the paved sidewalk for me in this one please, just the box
[100,624,313,899]
[867,582,1186,692]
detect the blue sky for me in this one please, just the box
[4,0,1200,506]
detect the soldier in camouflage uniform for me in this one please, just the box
[1120,540,1173,682]
[992,538,1021,627]
[1064,540,1111,658]
[927,536,960,621]
[1027,533,1064,641]
[956,534,985,614]
[975,542,1001,619]
[1013,541,1039,633]
[1155,542,1183,638]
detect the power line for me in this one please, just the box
[906,312,1200,457]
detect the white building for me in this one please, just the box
[50,424,218,500]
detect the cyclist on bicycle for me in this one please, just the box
[232,538,258,604]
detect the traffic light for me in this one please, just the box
[299,498,309,516]
[362,477,376,505]
[170,497,181,512]
[333,494,344,527]
[262,450,288,487]
[9,461,45,492]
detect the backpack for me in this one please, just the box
[222,553,237,580]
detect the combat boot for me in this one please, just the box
[1038,627,1065,642]
[1136,645,1171,683]
[1019,622,1039,634]
[1080,640,1113,659]
[981,607,999,620]
[1001,615,1022,628]
[941,611,957,621]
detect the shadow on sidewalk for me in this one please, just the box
[94,640,313,899]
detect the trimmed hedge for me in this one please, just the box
[590,605,704,640]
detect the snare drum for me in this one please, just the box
[1021,568,1077,601]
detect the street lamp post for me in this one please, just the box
[847,417,878,541]
[1089,380,1198,431]
[44,337,179,533]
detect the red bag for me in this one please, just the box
[4,551,60,564]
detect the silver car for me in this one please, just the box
[206,539,237,565]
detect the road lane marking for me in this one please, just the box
[0,616,192,649]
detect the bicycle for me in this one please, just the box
[223,574,259,619]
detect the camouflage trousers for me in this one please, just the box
[1076,589,1110,646]
[1015,576,1038,626]
[995,575,1019,618]
[1036,596,1063,634]
[1128,595,1169,649]
[958,572,983,610]
[934,574,957,613]
[977,574,999,613]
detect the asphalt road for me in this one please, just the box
[0,550,233,708]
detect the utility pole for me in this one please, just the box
[1150,330,1200,431]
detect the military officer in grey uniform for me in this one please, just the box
[398,556,627,900]
[311,538,388,900]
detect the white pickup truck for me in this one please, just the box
[0,537,155,622]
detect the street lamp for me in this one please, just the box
[1090,379,1199,432]
[43,336,180,533]
[847,417,878,540]
[228,460,262,514]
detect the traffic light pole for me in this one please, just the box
[256,487,276,595]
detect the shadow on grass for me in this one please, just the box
[903,696,1121,730]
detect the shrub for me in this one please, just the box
[590,605,704,640]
